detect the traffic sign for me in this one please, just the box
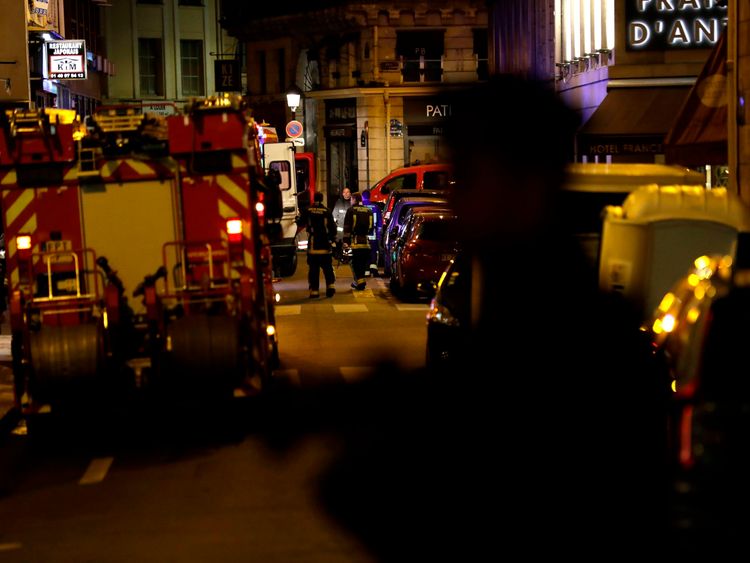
[286,120,303,139]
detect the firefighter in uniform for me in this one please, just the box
[304,191,338,298]
[343,191,374,290]
[361,189,383,276]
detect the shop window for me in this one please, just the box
[181,39,204,96]
[396,30,444,83]
[139,38,164,96]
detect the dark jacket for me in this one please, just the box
[343,203,374,249]
[304,202,337,254]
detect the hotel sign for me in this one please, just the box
[626,0,727,50]
[46,40,87,80]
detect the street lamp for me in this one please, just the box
[286,83,302,120]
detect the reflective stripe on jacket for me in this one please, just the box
[343,204,374,249]
[305,203,337,254]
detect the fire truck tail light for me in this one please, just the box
[255,202,265,213]
[226,218,242,244]
[17,235,32,250]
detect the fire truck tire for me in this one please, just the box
[29,324,103,399]
[278,252,297,277]
[167,315,241,386]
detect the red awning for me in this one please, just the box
[664,30,728,166]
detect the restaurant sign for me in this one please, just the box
[626,0,727,51]
[46,40,87,80]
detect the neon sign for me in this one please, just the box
[626,0,727,50]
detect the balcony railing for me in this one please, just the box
[397,54,489,83]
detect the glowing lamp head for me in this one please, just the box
[17,235,32,251]
[226,218,243,244]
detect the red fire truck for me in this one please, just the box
[0,95,279,420]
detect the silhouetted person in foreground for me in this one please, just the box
[261,75,672,560]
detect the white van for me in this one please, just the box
[262,140,300,276]
[599,184,750,320]
[561,163,705,272]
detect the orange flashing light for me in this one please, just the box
[227,218,243,244]
[16,235,32,251]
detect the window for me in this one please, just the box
[258,51,267,95]
[181,39,204,96]
[139,38,164,96]
[473,29,489,81]
[270,160,292,191]
[277,48,286,92]
[396,31,444,82]
[384,173,417,193]
[423,171,452,189]
[178,0,203,5]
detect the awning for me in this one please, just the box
[664,30,728,166]
[577,86,691,159]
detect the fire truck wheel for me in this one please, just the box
[278,253,298,277]
[167,315,241,390]
[29,324,103,400]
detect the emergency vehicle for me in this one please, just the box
[257,125,301,277]
[0,94,279,420]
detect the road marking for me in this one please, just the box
[275,305,302,316]
[352,288,375,298]
[333,304,368,313]
[79,457,114,485]
[340,366,375,382]
[395,304,429,311]
[0,543,22,552]
[273,368,301,386]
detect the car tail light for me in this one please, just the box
[226,218,242,244]
[679,404,695,469]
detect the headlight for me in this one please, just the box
[426,298,460,327]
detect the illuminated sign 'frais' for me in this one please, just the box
[626,0,727,50]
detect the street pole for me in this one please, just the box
[728,0,739,199]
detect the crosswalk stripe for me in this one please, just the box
[79,457,114,485]
[395,304,429,311]
[333,304,368,313]
[275,305,302,316]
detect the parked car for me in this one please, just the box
[644,247,750,532]
[390,210,458,300]
[559,162,705,274]
[425,250,471,368]
[382,196,449,276]
[381,188,449,231]
[368,163,454,203]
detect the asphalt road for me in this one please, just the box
[0,254,431,562]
